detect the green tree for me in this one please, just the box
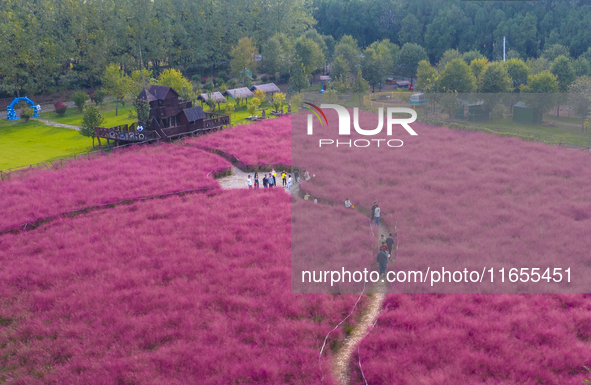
[463,50,484,65]
[351,70,369,104]
[568,76,591,132]
[331,55,350,82]
[479,62,512,93]
[333,75,350,94]
[439,59,476,93]
[134,97,150,128]
[91,89,108,107]
[520,71,560,123]
[550,55,576,92]
[72,91,89,113]
[398,43,428,85]
[102,64,134,116]
[272,93,286,112]
[294,37,325,77]
[131,69,153,95]
[550,55,576,116]
[247,98,261,118]
[290,60,309,93]
[469,58,489,82]
[157,69,195,102]
[362,46,387,92]
[526,57,550,76]
[262,36,289,80]
[542,44,571,62]
[573,57,591,77]
[504,58,529,91]
[416,60,438,91]
[398,14,422,46]
[333,35,360,73]
[230,37,258,82]
[437,49,462,72]
[81,105,104,148]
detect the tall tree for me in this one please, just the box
[331,55,350,82]
[439,59,476,93]
[504,58,529,92]
[294,37,325,78]
[230,37,258,82]
[568,76,591,132]
[102,63,134,116]
[479,62,512,93]
[521,71,560,123]
[333,35,360,74]
[398,43,428,85]
[416,60,438,92]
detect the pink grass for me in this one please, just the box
[0,189,362,384]
[291,110,591,292]
[351,293,591,384]
[186,117,291,166]
[0,144,230,232]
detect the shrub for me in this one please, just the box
[203,83,214,92]
[227,79,237,89]
[217,70,227,79]
[90,89,107,106]
[55,103,68,116]
[201,76,208,84]
[272,92,286,112]
[214,77,225,87]
[290,92,303,112]
[192,74,201,83]
[72,91,89,112]
[20,109,32,122]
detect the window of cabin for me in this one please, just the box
[158,100,163,106]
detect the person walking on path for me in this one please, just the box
[294,168,299,184]
[287,175,292,193]
[271,169,277,187]
[263,174,269,188]
[268,173,275,188]
[386,233,395,255]
[374,204,381,226]
[377,248,389,276]
[282,171,287,186]
[247,175,253,189]
[371,202,377,222]
[379,234,386,248]
[254,172,259,188]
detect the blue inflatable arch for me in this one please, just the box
[6,97,41,121]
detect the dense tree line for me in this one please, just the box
[313,0,591,63]
[2,0,591,99]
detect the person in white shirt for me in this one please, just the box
[374,204,381,225]
[247,175,253,188]
[287,175,292,193]
[344,198,352,208]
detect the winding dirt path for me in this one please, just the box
[31,118,81,130]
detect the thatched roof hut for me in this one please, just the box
[223,87,254,99]
[250,83,280,94]
[197,92,226,104]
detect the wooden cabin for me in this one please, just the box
[95,85,230,146]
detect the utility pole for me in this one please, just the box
[503,36,506,62]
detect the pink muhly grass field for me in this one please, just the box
[351,293,591,384]
[0,189,362,384]
[291,198,377,293]
[186,117,291,166]
[292,110,591,292]
[0,144,230,232]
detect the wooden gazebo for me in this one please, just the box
[222,87,254,99]
[197,92,227,104]
[250,83,280,95]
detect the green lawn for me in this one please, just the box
[543,114,586,126]
[42,102,137,127]
[464,117,591,146]
[0,119,92,170]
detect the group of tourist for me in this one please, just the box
[377,233,396,275]
[247,169,292,192]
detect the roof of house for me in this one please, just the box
[395,80,411,86]
[223,87,254,99]
[197,92,226,103]
[458,98,484,106]
[250,83,280,93]
[514,101,529,108]
[183,106,206,122]
[150,85,179,100]
[138,85,180,101]
[138,88,157,102]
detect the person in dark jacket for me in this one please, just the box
[386,233,395,255]
[254,172,259,188]
[371,202,378,221]
[377,249,389,276]
[263,174,268,188]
